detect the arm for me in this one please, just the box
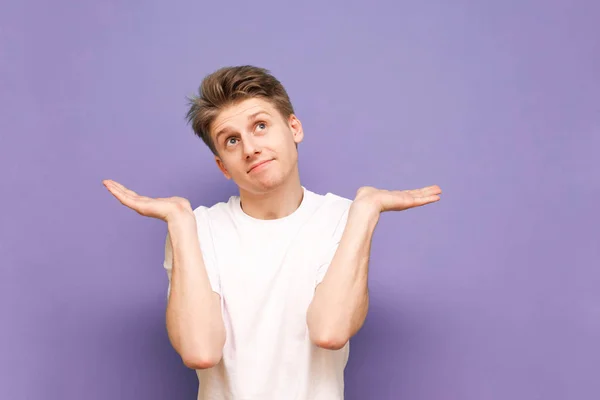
[306,201,378,350]
[306,185,442,350]
[165,212,226,369]
[101,179,225,369]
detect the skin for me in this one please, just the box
[102,97,442,365]
[210,97,305,220]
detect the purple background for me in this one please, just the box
[2,0,599,399]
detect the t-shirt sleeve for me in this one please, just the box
[315,206,350,286]
[163,208,221,298]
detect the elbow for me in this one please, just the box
[306,314,352,350]
[314,338,348,351]
[310,331,350,351]
[182,350,222,370]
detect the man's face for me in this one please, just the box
[210,98,304,194]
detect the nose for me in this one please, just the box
[242,133,261,158]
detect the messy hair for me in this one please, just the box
[186,65,295,154]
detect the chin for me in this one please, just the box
[241,173,285,194]
[256,177,284,191]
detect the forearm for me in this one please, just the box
[306,202,379,349]
[165,213,225,368]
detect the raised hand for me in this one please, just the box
[354,185,442,213]
[102,179,193,222]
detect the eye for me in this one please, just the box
[256,122,267,131]
[225,137,238,147]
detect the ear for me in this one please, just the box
[215,156,232,179]
[288,114,304,144]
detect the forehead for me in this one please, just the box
[211,98,278,134]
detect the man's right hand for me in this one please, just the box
[102,179,193,223]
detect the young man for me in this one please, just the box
[103,65,441,399]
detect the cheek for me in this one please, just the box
[272,134,296,154]
[231,161,247,176]
[220,157,241,176]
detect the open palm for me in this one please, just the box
[102,179,192,222]
[356,185,442,212]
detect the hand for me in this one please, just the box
[354,185,442,213]
[102,179,193,222]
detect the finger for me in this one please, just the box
[425,185,442,196]
[105,183,145,209]
[403,188,427,198]
[422,185,441,196]
[107,185,137,206]
[109,180,140,197]
[105,182,130,200]
[407,186,441,198]
[103,180,130,196]
[120,194,154,213]
[415,195,441,205]
[108,182,149,204]
[397,194,440,209]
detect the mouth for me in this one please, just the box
[247,159,272,173]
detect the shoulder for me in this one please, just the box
[323,192,353,209]
[191,195,238,223]
[303,188,353,228]
[306,188,352,211]
[187,198,239,257]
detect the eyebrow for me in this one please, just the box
[215,111,271,142]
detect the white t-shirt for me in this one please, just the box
[163,186,353,400]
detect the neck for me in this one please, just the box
[238,169,304,220]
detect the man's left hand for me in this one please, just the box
[353,185,442,214]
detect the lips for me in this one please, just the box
[247,159,272,173]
